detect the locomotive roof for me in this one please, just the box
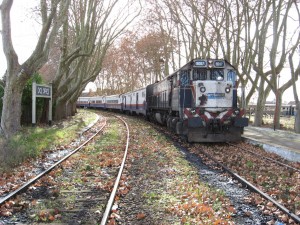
[167,58,236,79]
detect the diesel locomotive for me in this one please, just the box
[77,58,248,142]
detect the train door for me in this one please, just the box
[123,96,126,109]
[130,95,132,109]
[136,93,139,109]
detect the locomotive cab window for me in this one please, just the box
[210,69,224,80]
[193,69,207,80]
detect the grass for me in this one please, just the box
[246,160,254,168]
[0,109,97,172]
[93,118,120,150]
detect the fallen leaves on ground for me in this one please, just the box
[192,142,300,224]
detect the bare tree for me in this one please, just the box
[288,3,300,133]
[250,0,299,128]
[96,28,175,93]
[289,47,300,133]
[0,0,70,138]
[50,0,141,119]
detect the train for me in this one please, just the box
[77,58,249,142]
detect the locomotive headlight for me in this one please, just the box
[225,87,231,93]
[200,86,206,93]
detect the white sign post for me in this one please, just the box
[32,82,52,126]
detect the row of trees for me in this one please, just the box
[95,0,300,132]
[1,0,300,138]
[0,0,141,138]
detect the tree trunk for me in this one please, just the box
[54,101,67,121]
[253,79,270,126]
[253,96,265,126]
[273,90,282,129]
[71,103,77,116]
[1,71,24,138]
[1,0,69,137]
[295,103,300,133]
[65,102,73,117]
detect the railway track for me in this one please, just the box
[100,115,130,225]
[2,111,298,224]
[191,142,300,224]
[196,147,300,224]
[0,113,131,224]
[0,115,105,205]
[150,123,300,224]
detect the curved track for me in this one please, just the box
[100,115,130,225]
[0,113,132,224]
[0,116,106,206]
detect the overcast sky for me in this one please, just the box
[0,1,299,102]
[0,0,40,76]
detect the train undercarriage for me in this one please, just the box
[148,109,248,143]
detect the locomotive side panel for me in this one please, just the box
[171,87,179,111]
[170,73,180,112]
[146,81,170,110]
[146,79,172,124]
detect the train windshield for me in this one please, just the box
[193,69,207,80]
[192,68,224,81]
[210,69,224,80]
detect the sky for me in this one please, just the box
[0,1,40,73]
[0,1,299,103]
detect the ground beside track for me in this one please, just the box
[3,110,298,224]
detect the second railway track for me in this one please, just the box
[0,113,130,224]
[153,123,300,224]
[190,142,300,224]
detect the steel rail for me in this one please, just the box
[227,142,300,173]
[100,116,130,225]
[198,148,300,224]
[0,116,106,205]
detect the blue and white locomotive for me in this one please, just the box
[77,58,248,142]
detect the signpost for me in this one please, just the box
[32,82,52,126]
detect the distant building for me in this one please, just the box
[266,100,275,104]
[288,101,296,105]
